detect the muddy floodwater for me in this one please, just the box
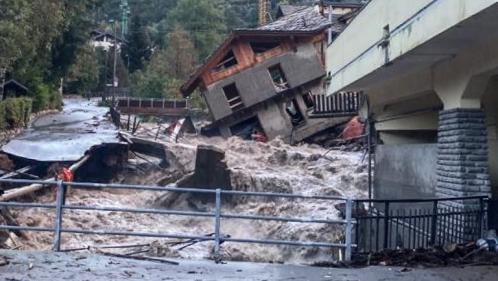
[1,98,369,264]
[1,98,119,162]
[9,128,368,264]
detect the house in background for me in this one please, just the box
[90,30,126,51]
[1,79,30,100]
[181,3,363,143]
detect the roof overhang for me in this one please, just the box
[180,28,329,97]
[326,0,498,95]
[2,79,29,92]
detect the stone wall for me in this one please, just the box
[436,109,491,199]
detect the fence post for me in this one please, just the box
[214,188,222,262]
[478,197,485,238]
[52,180,65,251]
[345,198,353,262]
[383,201,390,249]
[430,200,438,246]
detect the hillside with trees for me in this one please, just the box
[0,0,320,127]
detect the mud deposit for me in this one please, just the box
[6,131,368,265]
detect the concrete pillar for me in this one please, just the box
[437,108,491,199]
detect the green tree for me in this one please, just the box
[167,0,227,61]
[163,25,196,81]
[67,44,99,95]
[130,49,176,99]
[122,14,152,73]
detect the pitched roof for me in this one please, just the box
[323,0,366,8]
[180,6,340,96]
[252,7,330,33]
[91,29,127,44]
[1,79,29,92]
[276,4,308,19]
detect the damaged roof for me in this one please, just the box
[238,7,331,33]
[276,4,308,19]
[181,6,335,96]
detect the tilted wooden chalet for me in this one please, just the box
[181,4,362,143]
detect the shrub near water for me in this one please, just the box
[0,98,33,130]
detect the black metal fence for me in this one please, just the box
[354,196,488,253]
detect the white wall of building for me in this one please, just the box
[326,0,498,95]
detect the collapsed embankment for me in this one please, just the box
[4,132,368,264]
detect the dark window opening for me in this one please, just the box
[230,116,265,141]
[302,92,315,109]
[213,50,238,72]
[250,41,281,54]
[223,83,244,111]
[269,64,289,92]
[285,99,305,127]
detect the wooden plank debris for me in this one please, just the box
[0,155,90,202]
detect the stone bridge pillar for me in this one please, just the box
[434,71,493,241]
[437,108,491,199]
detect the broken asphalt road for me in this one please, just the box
[1,98,120,162]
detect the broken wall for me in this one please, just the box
[257,100,293,141]
[204,42,325,121]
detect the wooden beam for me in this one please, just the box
[0,155,91,202]
[0,166,33,180]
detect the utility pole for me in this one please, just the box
[0,58,12,101]
[110,19,118,105]
[0,67,6,101]
[120,0,131,39]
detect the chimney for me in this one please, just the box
[315,0,325,16]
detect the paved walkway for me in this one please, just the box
[1,250,497,281]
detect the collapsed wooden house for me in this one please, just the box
[181,3,363,143]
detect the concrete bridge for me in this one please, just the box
[325,0,498,208]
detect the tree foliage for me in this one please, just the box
[167,0,228,61]
[131,26,195,99]
[0,0,99,119]
[122,14,152,73]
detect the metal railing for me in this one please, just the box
[0,179,355,262]
[354,196,488,253]
[117,98,189,110]
[312,92,362,116]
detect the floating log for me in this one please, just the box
[0,155,90,202]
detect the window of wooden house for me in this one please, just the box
[250,41,281,55]
[268,64,289,92]
[212,50,238,72]
[223,83,244,111]
[302,92,315,110]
